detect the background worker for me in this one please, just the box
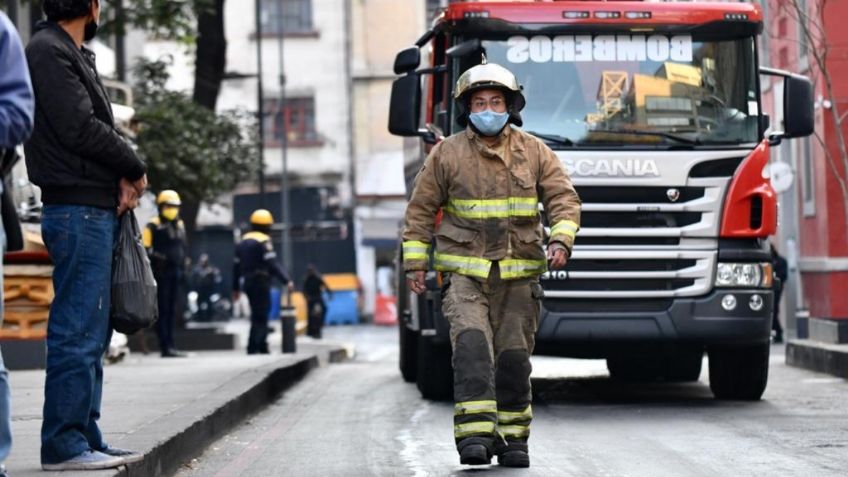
[402,62,581,468]
[302,264,332,339]
[144,190,188,358]
[233,209,292,354]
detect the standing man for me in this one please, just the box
[302,265,332,339]
[0,10,35,477]
[403,62,581,468]
[770,243,788,344]
[233,209,292,354]
[143,190,188,357]
[25,0,147,470]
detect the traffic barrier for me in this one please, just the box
[374,293,398,326]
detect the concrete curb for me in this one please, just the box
[785,339,848,380]
[60,351,332,477]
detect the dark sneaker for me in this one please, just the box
[99,446,143,465]
[42,450,124,471]
[161,349,188,358]
[459,444,491,466]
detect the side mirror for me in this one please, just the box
[389,74,422,136]
[393,47,420,75]
[783,74,814,138]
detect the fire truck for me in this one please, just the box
[389,0,813,401]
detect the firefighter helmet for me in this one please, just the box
[250,209,274,226]
[454,62,525,127]
[156,190,182,206]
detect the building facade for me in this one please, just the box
[761,0,848,334]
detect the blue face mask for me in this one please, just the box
[469,110,509,137]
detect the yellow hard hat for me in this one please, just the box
[454,62,525,127]
[250,209,274,226]
[156,190,182,206]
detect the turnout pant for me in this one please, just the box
[441,264,542,455]
[244,274,271,354]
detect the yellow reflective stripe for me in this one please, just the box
[445,197,538,219]
[499,424,530,439]
[403,241,431,260]
[550,220,579,239]
[500,259,547,279]
[498,405,533,424]
[434,253,492,278]
[455,400,498,415]
[243,231,270,243]
[455,421,496,438]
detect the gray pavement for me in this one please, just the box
[5,320,348,477]
[177,325,848,477]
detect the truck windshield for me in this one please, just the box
[465,34,760,148]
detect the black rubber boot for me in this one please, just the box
[498,450,530,468]
[495,441,530,468]
[458,437,493,466]
[460,444,490,466]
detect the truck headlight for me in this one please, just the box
[715,262,773,288]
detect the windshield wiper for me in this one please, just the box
[525,131,574,147]
[596,129,703,146]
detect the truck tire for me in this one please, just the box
[399,320,417,383]
[416,335,453,401]
[708,343,770,400]
[663,349,704,382]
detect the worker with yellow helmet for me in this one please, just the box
[144,190,188,358]
[232,209,292,354]
[402,62,581,468]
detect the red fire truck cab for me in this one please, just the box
[389,0,814,401]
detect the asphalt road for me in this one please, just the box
[174,325,847,477]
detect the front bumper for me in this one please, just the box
[535,288,773,357]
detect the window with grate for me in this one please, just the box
[259,0,313,35]
[264,97,319,147]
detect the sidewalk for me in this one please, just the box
[5,325,350,477]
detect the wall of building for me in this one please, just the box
[219,0,352,192]
[351,0,427,317]
[762,0,848,321]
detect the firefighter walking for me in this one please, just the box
[403,62,581,468]
[233,209,292,354]
[144,190,188,358]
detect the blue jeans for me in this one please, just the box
[0,207,12,464]
[40,205,117,464]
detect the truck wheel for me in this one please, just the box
[708,343,770,400]
[399,319,418,383]
[416,335,453,401]
[663,349,704,382]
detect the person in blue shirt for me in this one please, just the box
[0,11,34,149]
[0,10,34,477]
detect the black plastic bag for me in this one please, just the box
[111,210,158,334]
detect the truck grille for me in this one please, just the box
[545,150,739,298]
[542,250,715,298]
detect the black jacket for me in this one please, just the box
[24,22,145,208]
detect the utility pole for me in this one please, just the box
[277,0,293,273]
[255,0,267,204]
